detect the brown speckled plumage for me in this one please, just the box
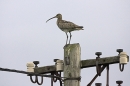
[46,13,83,44]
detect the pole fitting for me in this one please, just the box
[116,49,123,54]
[95,52,102,57]
[33,61,39,67]
[116,80,123,86]
[95,52,102,76]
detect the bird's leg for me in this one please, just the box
[65,32,68,45]
[69,32,72,44]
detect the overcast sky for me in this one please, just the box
[0,0,130,86]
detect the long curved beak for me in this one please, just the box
[46,16,56,23]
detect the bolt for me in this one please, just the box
[95,83,102,86]
[33,61,39,67]
[116,80,123,86]
[54,59,59,62]
[116,49,123,54]
[95,52,102,57]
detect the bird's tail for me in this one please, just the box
[75,26,84,30]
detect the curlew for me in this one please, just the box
[46,13,84,45]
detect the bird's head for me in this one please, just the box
[55,14,62,19]
[46,13,62,23]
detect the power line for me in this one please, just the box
[0,67,62,79]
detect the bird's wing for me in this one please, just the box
[59,20,81,29]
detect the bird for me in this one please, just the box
[46,13,84,45]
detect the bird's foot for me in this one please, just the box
[63,44,68,49]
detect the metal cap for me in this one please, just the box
[95,83,102,86]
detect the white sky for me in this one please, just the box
[0,0,130,86]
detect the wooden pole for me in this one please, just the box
[64,43,81,86]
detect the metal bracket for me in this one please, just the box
[65,49,71,65]
[30,75,43,85]
[119,64,124,72]
[51,71,63,86]
[96,57,101,76]
[87,65,107,86]
[65,56,70,65]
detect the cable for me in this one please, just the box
[0,67,81,81]
[0,67,62,79]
